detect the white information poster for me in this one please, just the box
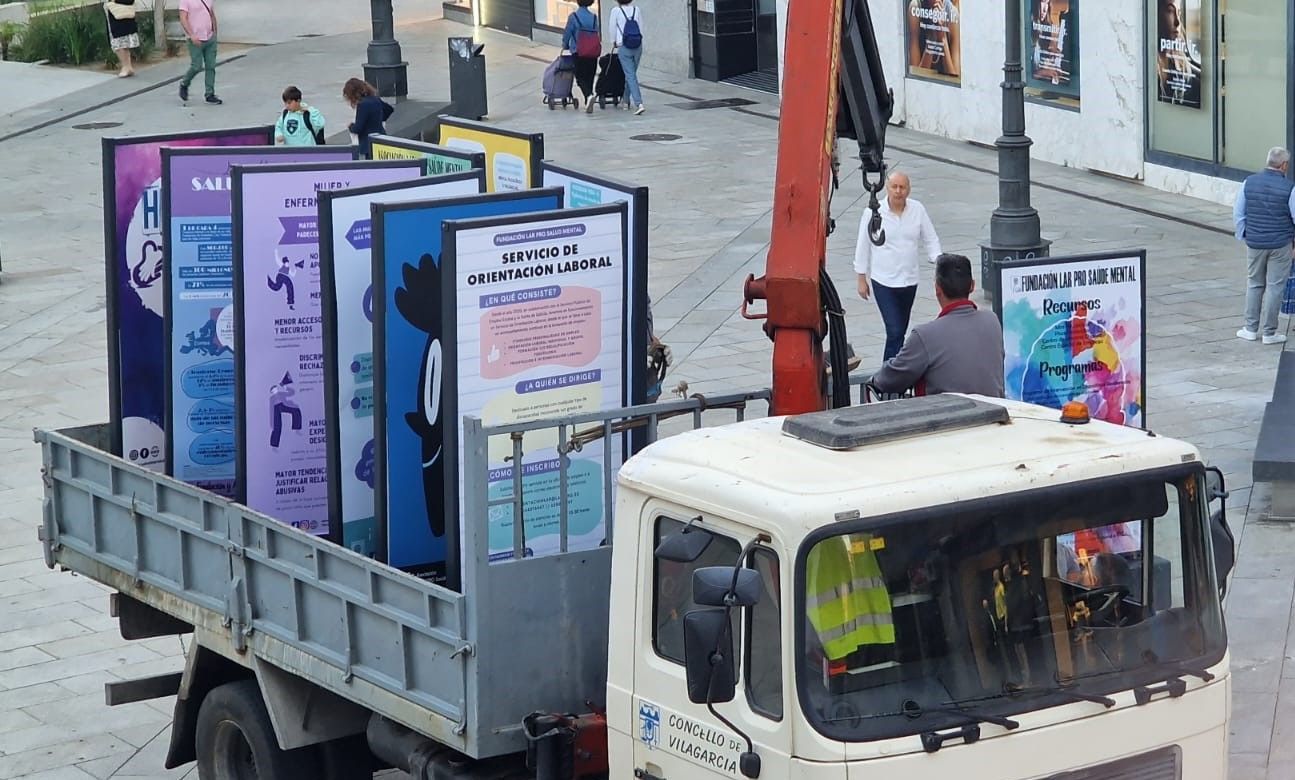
[443,205,629,561]
[318,170,485,555]
[540,163,648,375]
[995,251,1147,428]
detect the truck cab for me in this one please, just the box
[607,394,1232,780]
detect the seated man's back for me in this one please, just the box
[870,253,1006,397]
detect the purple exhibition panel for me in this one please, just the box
[164,145,354,497]
[104,128,272,469]
[231,160,424,535]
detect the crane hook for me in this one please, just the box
[863,168,886,247]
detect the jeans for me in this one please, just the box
[618,46,643,107]
[182,37,217,96]
[873,281,917,362]
[1244,245,1293,336]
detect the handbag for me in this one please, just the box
[105,2,136,20]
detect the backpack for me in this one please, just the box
[572,12,601,58]
[620,6,642,50]
[282,108,326,145]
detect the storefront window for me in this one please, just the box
[1148,0,1290,174]
[535,0,598,30]
[1219,0,1287,171]
[1023,0,1079,108]
[1147,0,1213,161]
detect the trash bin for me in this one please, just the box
[448,37,488,121]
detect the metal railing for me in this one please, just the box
[461,371,917,562]
[462,389,774,562]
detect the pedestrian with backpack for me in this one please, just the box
[613,0,645,115]
[562,0,601,114]
[343,77,395,158]
[275,86,327,146]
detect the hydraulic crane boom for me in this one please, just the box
[743,0,894,416]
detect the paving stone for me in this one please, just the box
[0,734,135,780]
[0,645,161,689]
[74,755,133,780]
[12,768,99,780]
[0,619,93,655]
[1230,692,1278,756]
[111,728,186,778]
[1230,752,1268,780]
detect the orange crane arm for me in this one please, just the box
[744,0,894,416]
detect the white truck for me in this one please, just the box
[36,391,1235,779]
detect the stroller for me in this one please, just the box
[594,53,625,109]
[542,54,578,109]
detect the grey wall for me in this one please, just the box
[601,0,693,79]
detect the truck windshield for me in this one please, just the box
[796,469,1226,742]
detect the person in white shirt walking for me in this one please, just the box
[854,171,943,361]
[612,0,645,115]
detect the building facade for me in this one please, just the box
[870,0,1292,204]
[444,0,1291,205]
[444,0,778,95]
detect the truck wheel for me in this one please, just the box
[195,679,321,780]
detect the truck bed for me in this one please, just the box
[35,390,771,760]
[38,423,475,752]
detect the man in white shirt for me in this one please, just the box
[854,171,943,361]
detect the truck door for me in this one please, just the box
[632,513,792,779]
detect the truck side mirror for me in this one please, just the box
[682,608,736,704]
[693,567,762,608]
[1205,467,1234,599]
[656,522,713,563]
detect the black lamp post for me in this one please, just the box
[980,0,1050,303]
[364,0,409,98]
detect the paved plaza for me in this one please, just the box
[0,13,1290,779]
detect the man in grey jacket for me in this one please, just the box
[870,253,1005,397]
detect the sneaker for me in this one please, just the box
[1264,333,1288,345]
[635,104,645,115]
[1237,328,1259,341]
[585,96,594,114]
[205,94,223,105]
[179,82,189,101]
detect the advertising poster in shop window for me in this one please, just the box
[1025,0,1079,99]
[994,251,1147,430]
[1155,0,1203,109]
[905,0,961,86]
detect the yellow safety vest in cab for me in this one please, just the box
[806,534,895,662]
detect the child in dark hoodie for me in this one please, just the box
[343,77,394,158]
